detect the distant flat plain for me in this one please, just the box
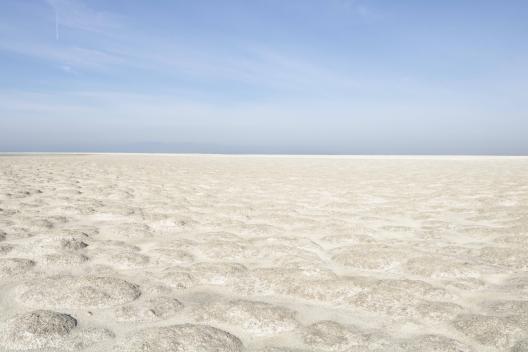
[1,154,528,351]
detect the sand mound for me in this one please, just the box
[331,245,409,270]
[452,314,527,349]
[242,244,320,263]
[257,348,308,352]
[97,250,150,268]
[377,279,453,300]
[0,258,35,278]
[16,234,89,256]
[0,244,14,255]
[9,310,77,336]
[42,252,90,265]
[160,268,197,289]
[502,276,528,298]
[347,286,420,318]
[17,275,141,308]
[193,299,299,336]
[196,240,247,261]
[486,300,528,317]
[238,274,363,303]
[302,320,391,351]
[415,300,464,321]
[190,262,249,285]
[0,309,113,350]
[112,222,153,240]
[404,256,482,279]
[112,324,243,352]
[61,237,89,251]
[148,248,195,265]
[114,296,184,322]
[477,247,528,270]
[398,334,475,352]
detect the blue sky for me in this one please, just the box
[0,0,527,154]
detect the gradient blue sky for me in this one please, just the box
[0,0,527,154]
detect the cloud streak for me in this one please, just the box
[46,0,121,34]
[54,6,59,40]
[0,7,360,98]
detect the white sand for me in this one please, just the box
[0,154,527,351]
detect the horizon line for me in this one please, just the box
[1,152,527,158]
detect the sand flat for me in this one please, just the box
[1,154,528,351]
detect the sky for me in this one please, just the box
[0,0,527,154]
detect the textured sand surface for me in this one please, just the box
[1,154,528,351]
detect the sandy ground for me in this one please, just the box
[1,154,528,352]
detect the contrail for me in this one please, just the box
[54,7,59,40]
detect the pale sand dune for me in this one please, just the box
[0,154,528,351]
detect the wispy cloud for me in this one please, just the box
[113,41,361,96]
[0,39,124,70]
[0,0,361,97]
[46,0,122,34]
